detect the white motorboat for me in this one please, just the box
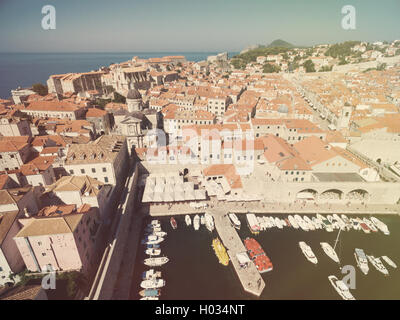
[288,215,299,229]
[143,235,165,245]
[299,241,318,264]
[185,215,192,226]
[140,279,166,289]
[200,215,205,225]
[317,214,333,232]
[370,217,390,235]
[275,217,283,229]
[193,215,200,231]
[269,216,276,228]
[144,256,169,267]
[328,275,356,300]
[341,214,352,230]
[381,256,397,269]
[150,220,160,226]
[145,225,161,233]
[145,248,161,256]
[333,214,346,230]
[312,217,321,229]
[142,269,162,280]
[263,216,271,228]
[153,231,167,238]
[350,218,361,231]
[228,213,241,230]
[258,217,265,230]
[354,248,369,275]
[246,213,261,234]
[204,213,215,232]
[303,216,315,231]
[367,255,389,276]
[294,215,309,231]
[320,242,340,264]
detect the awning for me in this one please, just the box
[163,191,174,202]
[174,190,185,201]
[194,189,206,200]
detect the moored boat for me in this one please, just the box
[288,215,299,229]
[320,242,340,264]
[200,215,205,225]
[185,215,191,226]
[145,248,161,256]
[381,256,397,269]
[193,214,200,230]
[354,248,369,275]
[328,275,355,300]
[142,269,162,280]
[246,213,261,234]
[294,215,309,231]
[204,213,214,232]
[367,255,389,276]
[139,289,161,297]
[244,237,273,273]
[212,238,229,266]
[228,213,241,229]
[170,217,177,230]
[299,241,318,264]
[144,256,169,267]
[363,218,378,232]
[140,279,165,289]
[303,216,315,231]
[370,217,390,235]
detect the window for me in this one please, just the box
[104,177,109,183]
[92,168,96,173]
[38,241,42,246]
[81,169,85,174]
[69,170,74,174]
[102,167,107,172]
[42,253,46,256]
[10,154,15,159]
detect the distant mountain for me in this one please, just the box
[268,39,294,48]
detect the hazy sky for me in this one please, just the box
[0,0,399,52]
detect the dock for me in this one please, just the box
[213,211,265,297]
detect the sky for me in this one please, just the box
[0,0,399,52]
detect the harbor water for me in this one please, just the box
[131,214,400,300]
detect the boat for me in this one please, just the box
[299,241,318,264]
[320,242,340,263]
[350,218,361,231]
[354,248,369,275]
[317,214,333,232]
[244,237,273,273]
[200,215,205,225]
[144,236,164,245]
[193,214,200,230]
[152,231,167,238]
[246,213,261,234]
[341,214,352,229]
[212,238,229,266]
[367,255,389,276]
[145,248,161,256]
[363,218,378,232]
[204,213,214,232]
[142,269,162,280]
[144,256,169,267]
[139,289,161,297]
[185,215,191,226]
[145,225,161,233]
[284,218,291,227]
[288,215,299,229]
[328,275,356,300]
[150,220,160,226]
[294,215,309,231]
[274,217,283,229]
[381,256,397,269]
[146,243,160,249]
[359,219,371,234]
[258,217,266,230]
[140,297,159,300]
[228,213,241,229]
[312,217,322,229]
[170,217,177,230]
[370,217,390,235]
[263,216,271,228]
[140,279,165,289]
[268,216,276,228]
[333,214,346,230]
[303,216,315,231]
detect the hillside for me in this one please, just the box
[268,39,294,48]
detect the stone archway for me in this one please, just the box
[346,189,369,201]
[320,189,343,201]
[297,189,318,201]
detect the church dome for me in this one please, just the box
[127,88,142,100]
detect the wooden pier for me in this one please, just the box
[213,211,265,297]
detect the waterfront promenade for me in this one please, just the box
[213,210,265,297]
[143,199,400,217]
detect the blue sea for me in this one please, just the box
[0,52,238,99]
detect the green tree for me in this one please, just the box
[303,60,315,73]
[113,92,126,104]
[263,63,280,73]
[32,83,48,96]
